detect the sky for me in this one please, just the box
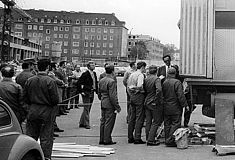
[9,0,181,48]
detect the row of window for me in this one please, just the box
[44,35,114,41]
[44,49,113,56]
[30,18,116,26]
[44,42,114,48]
[44,27,114,34]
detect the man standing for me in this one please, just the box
[78,61,98,129]
[123,62,136,123]
[144,65,163,146]
[162,67,188,147]
[16,62,34,89]
[98,65,121,145]
[99,63,117,82]
[0,65,25,124]
[127,61,146,144]
[24,58,59,160]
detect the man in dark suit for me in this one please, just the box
[162,67,189,147]
[98,65,121,145]
[78,61,98,129]
[144,65,163,146]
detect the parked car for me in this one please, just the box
[0,99,44,160]
[115,67,127,76]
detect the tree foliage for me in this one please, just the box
[129,41,148,60]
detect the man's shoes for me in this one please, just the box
[103,141,117,145]
[60,112,67,115]
[85,126,91,129]
[53,133,59,137]
[165,142,177,147]
[54,128,64,132]
[147,140,160,146]
[99,141,105,145]
[79,124,85,128]
[134,139,146,144]
[128,139,135,143]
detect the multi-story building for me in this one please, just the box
[1,8,128,65]
[127,34,164,61]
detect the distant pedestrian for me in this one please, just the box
[127,61,146,144]
[98,65,121,145]
[162,67,189,147]
[123,62,136,123]
[144,65,163,146]
[0,65,26,125]
[78,61,98,129]
[24,58,59,160]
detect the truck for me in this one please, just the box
[180,0,235,145]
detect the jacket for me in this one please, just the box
[98,75,121,111]
[162,77,188,115]
[78,70,98,94]
[15,69,34,89]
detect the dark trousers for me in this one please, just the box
[100,108,116,143]
[164,114,182,144]
[70,87,79,107]
[79,91,94,127]
[128,93,145,140]
[126,88,131,123]
[26,117,54,159]
[145,105,163,142]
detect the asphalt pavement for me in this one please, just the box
[53,77,234,160]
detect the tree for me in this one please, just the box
[129,41,148,60]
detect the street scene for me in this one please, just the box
[1,0,235,160]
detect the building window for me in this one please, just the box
[27,32,32,37]
[110,29,114,33]
[91,28,95,32]
[90,42,94,47]
[84,42,88,47]
[109,43,113,48]
[64,41,68,46]
[64,34,69,38]
[96,50,100,55]
[59,27,63,31]
[97,28,101,33]
[38,33,43,37]
[45,44,50,48]
[67,20,71,24]
[73,42,79,47]
[59,34,63,38]
[91,35,95,40]
[109,51,113,55]
[103,43,107,48]
[73,26,80,32]
[84,50,88,55]
[85,28,89,32]
[105,20,108,25]
[128,42,131,45]
[39,26,43,30]
[111,20,115,26]
[46,29,50,34]
[86,20,89,25]
[34,18,38,22]
[76,19,80,24]
[90,50,95,55]
[33,32,37,37]
[41,18,44,23]
[85,34,89,40]
[72,49,79,54]
[15,32,22,37]
[92,20,96,25]
[45,51,49,56]
[73,34,80,39]
[64,49,68,54]
[72,57,79,62]
[47,19,51,23]
[54,26,58,31]
[15,24,23,29]
[54,34,57,38]
[60,19,64,23]
[102,50,106,55]
[97,43,100,48]
[46,36,50,41]
[110,36,113,40]
[54,19,57,23]
[28,25,32,30]
[33,25,37,30]
[103,35,107,40]
[128,48,131,51]
[97,35,101,40]
[98,20,102,25]
[65,27,69,31]
[104,28,108,33]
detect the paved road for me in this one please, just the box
[53,77,233,160]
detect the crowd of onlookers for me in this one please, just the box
[0,55,195,159]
